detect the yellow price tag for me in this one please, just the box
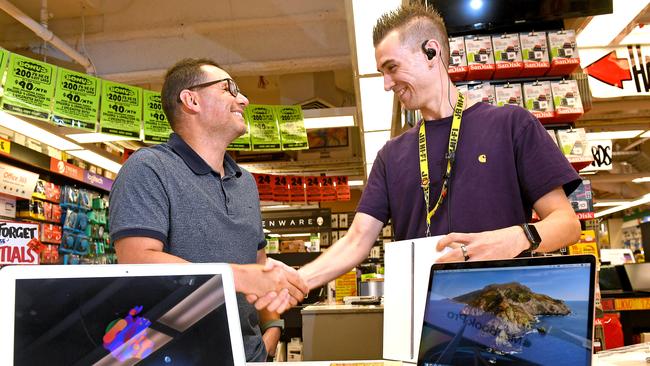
[0,138,11,154]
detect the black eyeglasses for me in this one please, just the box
[178,78,240,102]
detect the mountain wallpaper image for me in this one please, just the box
[452,282,570,348]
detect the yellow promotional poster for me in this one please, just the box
[568,230,599,259]
[335,270,357,302]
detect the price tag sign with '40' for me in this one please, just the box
[2,53,56,121]
[143,90,172,143]
[100,80,142,138]
[52,67,100,131]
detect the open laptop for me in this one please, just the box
[418,255,596,366]
[0,263,246,366]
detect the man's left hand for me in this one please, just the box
[435,226,530,262]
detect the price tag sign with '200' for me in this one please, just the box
[52,68,101,131]
[143,90,172,144]
[100,80,142,138]
[2,53,56,121]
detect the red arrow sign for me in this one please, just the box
[584,51,632,89]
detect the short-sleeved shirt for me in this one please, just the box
[358,102,581,241]
[109,133,267,361]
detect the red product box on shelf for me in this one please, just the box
[551,79,584,123]
[523,80,554,122]
[41,223,62,244]
[44,182,61,203]
[43,201,53,222]
[492,33,523,79]
[465,35,495,80]
[51,204,62,223]
[448,36,468,81]
[40,244,60,264]
[520,32,550,77]
[495,83,524,108]
[546,30,580,76]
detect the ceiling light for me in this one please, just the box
[281,233,311,238]
[67,132,140,143]
[0,111,82,151]
[360,76,393,132]
[594,201,632,207]
[586,130,644,140]
[351,0,401,75]
[632,177,650,183]
[469,0,483,10]
[639,131,650,138]
[66,149,122,174]
[302,107,356,130]
[348,179,364,186]
[576,0,650,47]
[595,193,650,218]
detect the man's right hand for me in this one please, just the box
[232,262,308,313]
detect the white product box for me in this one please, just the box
[494,83,523,107]
[523,80,554,120]
[467,82,496,106]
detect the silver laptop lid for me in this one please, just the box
[0,263,246,366]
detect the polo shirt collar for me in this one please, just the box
[167,133,242,178]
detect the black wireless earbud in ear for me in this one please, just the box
[421,40,436,60]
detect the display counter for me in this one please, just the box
[301,304,383,361]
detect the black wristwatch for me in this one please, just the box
[520,223,542,252]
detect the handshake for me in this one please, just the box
[231,258,310,314]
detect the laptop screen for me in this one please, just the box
[418,256,595,366]
[13,274,235,366]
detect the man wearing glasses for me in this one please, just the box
[109,58,308,361]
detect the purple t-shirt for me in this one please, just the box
[358,102,580,241]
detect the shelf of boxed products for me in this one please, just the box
[450,29,586,130]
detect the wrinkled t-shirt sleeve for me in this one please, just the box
[356,146,391,225]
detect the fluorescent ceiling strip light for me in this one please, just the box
[303,116,354,130]
[595,193,650,218]
[639,130,650,138]
[576,0,650,47]
[632,177,650,183]
[0,110,82,151]
[586,130,643,140]
[594,201,632,207]
[360,76,393,132]
[348,179,364,186]
[352,0,401,75]
[67,132,140,143]
[66,149,122,174]
[281,233,311,238]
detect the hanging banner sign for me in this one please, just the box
[253,173,273,201]
[2,53,56,121]
[320,176,337,201]
[52,67,101,130]
[272,175,290,202]
[305,176,322,202]
[0,221,40,265]
[580,44,650,98]
[335,176,351,201]
[143,90,171,143]
[100,80,142,138]
[582,140,613,172]
[288,175,305,202]
[228,116,252,151]
[247,105,281,151]
[0,161,39,199]
[276,105,309,150]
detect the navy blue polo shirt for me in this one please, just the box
[109,133,267,361]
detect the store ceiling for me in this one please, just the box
[1,0,650,211]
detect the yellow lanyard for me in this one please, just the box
[418,93,465,236]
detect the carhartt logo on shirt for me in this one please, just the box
[478,154,487,163]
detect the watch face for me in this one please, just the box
[523,223,541,250]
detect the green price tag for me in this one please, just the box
[0,48,9,97]
[247,104,281,151]
[99,80,142,138]
[276,105,309,150]
[143,90,171,144]
[51,67,100,130]
[2,53,56,121]
[227,118,252,151]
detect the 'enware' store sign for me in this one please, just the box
[0,221,40,265]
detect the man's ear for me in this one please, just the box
[179,90,199,111]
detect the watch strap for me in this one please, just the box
[261,319,285,332]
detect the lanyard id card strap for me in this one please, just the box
[418,93,465,236]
